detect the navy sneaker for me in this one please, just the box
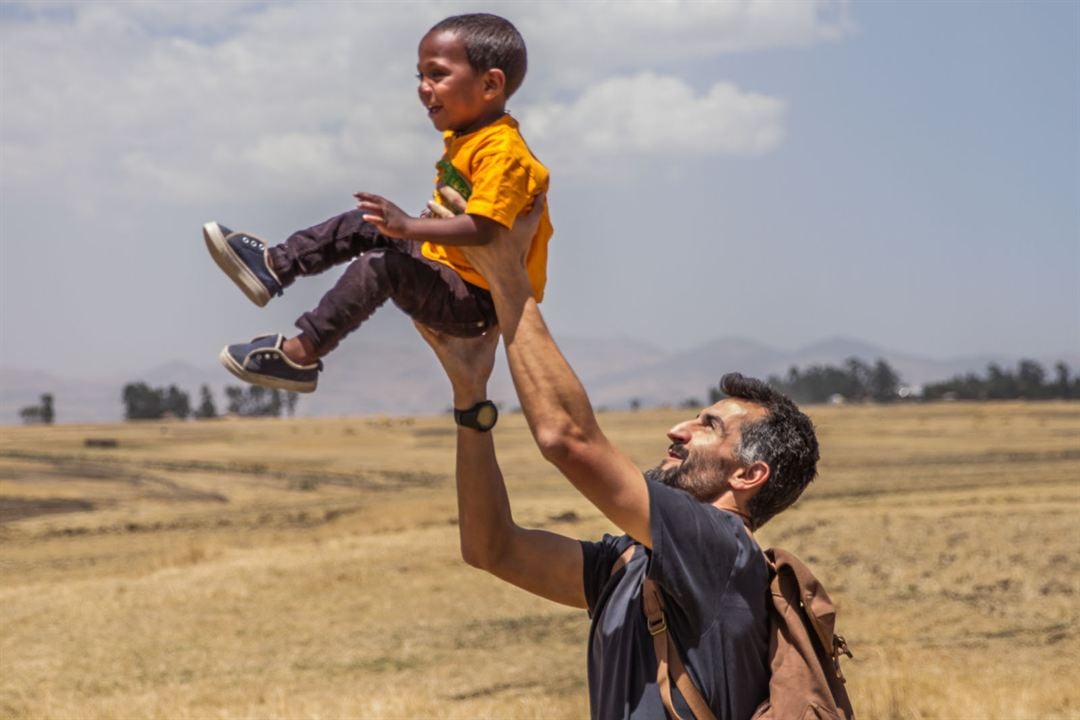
[203,222,283,307]
[219,334,321,393]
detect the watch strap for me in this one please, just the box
[454,400,498,431]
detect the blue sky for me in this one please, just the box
[1,0,1077,378]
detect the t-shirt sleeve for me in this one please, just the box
[580,533,634,616]
[465,139,535,228]
[646,479,745,631]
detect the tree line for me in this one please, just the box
[766,358,902,405]
[922,360,1077,401]
[705,357,1077,405]
[704,357,904,406]
[16,357,1080,424]
[121,383,299,420]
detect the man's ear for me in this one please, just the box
[731,460,770,492]
[482,69,506,99]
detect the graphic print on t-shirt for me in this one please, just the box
[437,158,472,211]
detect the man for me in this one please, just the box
[416,195,820,719]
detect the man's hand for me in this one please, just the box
[425,201,454,219]
[426,185,467,219]
[430,185,544,281]
[355,192,412,238]
[414,321,500,406]
[459,192,546,284]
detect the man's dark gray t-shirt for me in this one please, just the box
[580,479,770,719]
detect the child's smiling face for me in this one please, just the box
[417,30,502,134]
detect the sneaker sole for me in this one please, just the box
[203,222,272,307]
[219,346,317,394]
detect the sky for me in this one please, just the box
[1,0,1078,378]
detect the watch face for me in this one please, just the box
[476,403,497,428]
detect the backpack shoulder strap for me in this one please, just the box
[609,545,715,720]
[642,577,717,720]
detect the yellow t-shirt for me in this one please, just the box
[421,115,554,302]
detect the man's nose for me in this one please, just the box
[667,420,693,444]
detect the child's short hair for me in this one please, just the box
[429,13,527,98]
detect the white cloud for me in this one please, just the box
[521,73,785,177]
[1,1,847,209]
[0,2,444,212]
[0,0,849,373]
[514,0,854,93]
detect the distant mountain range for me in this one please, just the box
[2,335,1077,424]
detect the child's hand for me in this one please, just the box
[355,192,412,238]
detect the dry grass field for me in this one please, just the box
[1,401,1078,719]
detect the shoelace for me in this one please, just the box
[237,235,284,296]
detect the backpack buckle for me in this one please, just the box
[834,634,853,660]
[832,634,853,682]
[647,612,667,636]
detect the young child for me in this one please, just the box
[205,13,552,393]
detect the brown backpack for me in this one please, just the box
[614,545,855,720]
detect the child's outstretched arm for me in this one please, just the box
[355,192,497,246]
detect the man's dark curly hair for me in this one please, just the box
[429,14,528,97]
[719,372,819,529]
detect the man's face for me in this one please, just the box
[645,398,767,502]
[416,30,488,133]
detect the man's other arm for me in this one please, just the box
[415,323,586,609]
[461,201,654,548]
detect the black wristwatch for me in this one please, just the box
[455,400,498,432]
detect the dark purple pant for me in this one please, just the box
[266,210,495,355]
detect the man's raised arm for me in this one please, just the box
[414,322,586,608]
[460,199,654,547]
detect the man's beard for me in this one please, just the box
[645,445,731,503]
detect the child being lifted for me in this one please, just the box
[204,13,552,393]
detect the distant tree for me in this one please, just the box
[194,385,217,419]
[164,385,191,419]
[629,397,642,412]
[249,386,267,416]
[285,391,299,417]
[266,388,283,417]
[122,383,191,420]
[40,394,55,424]
[249,387,281,417]
[123,382,166,420]
[1016,359,1046,399]
[1055,362,1072,400]
[869,359,901,403]
[19,406,41,424]
[985,363,1017,400]
[19,394,55,425]
[844,358,871,401]
[225,386,245,416]
[224,385,286,417]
